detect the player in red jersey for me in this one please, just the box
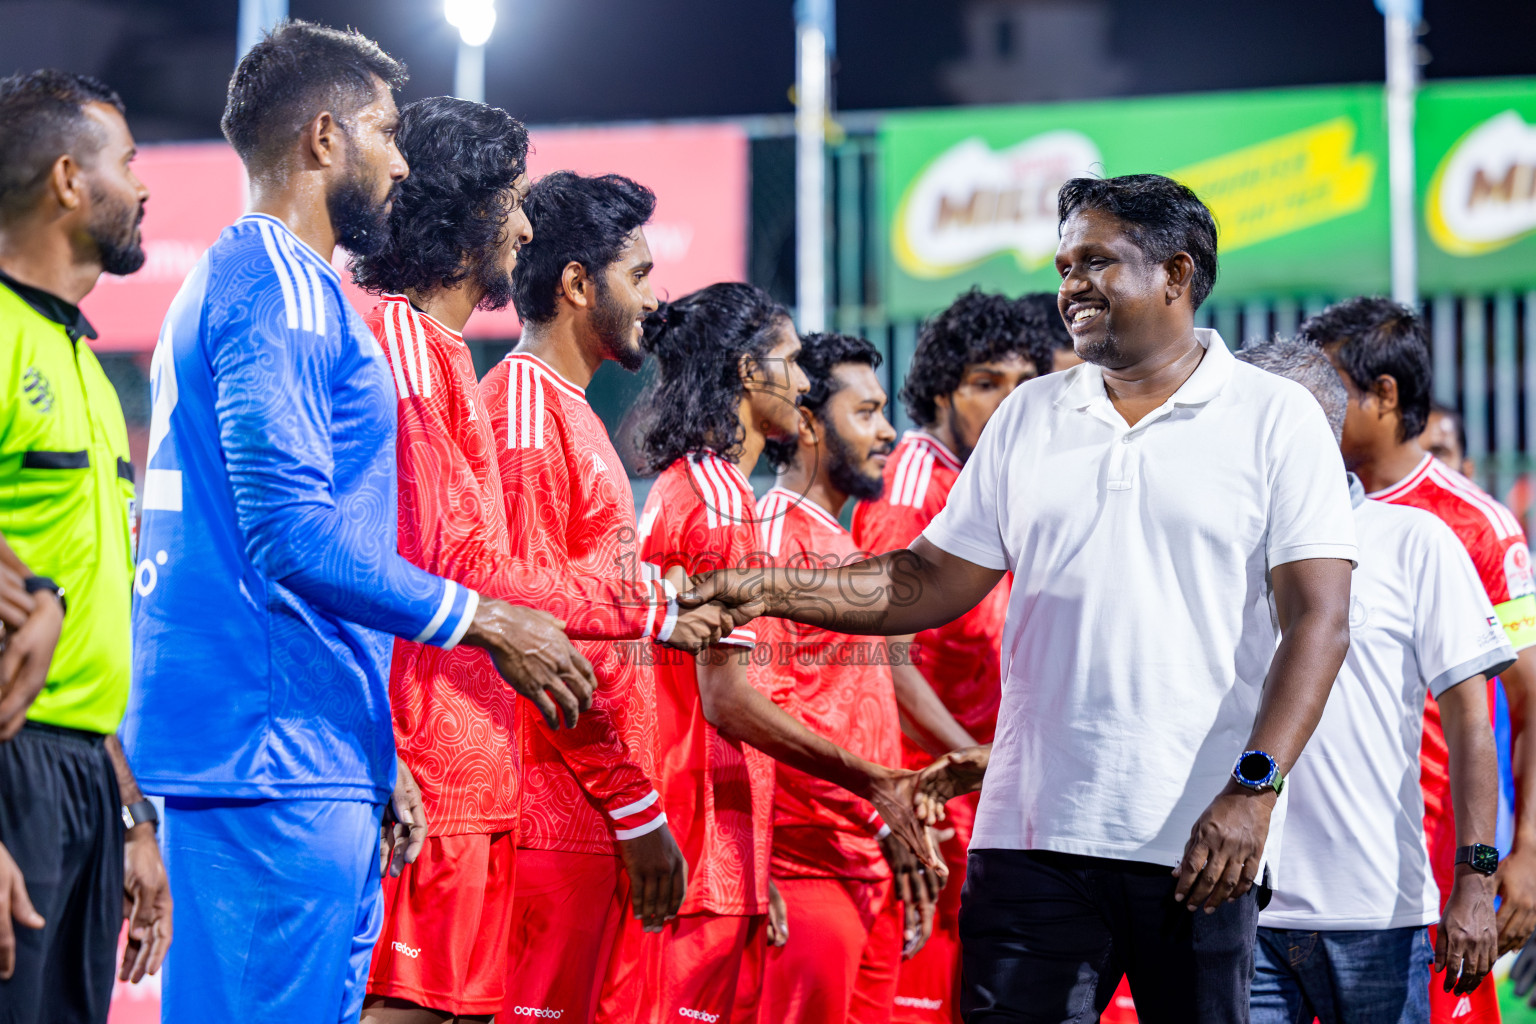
[482,171,694,1024]
[350,104,724,1024]
[747,330,943,1024]
[1304,297,1536,1024]
[852,289,1079,1024]
[599,285,938,1024]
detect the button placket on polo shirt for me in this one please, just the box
[1105,403,1179,492]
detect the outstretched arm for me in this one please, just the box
[683,539,1004,638]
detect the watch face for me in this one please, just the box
[1472,845,1499,875]
[1237,752,1274,786]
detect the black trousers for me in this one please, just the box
[959,849,1258,1024]
[0,722,124,1024]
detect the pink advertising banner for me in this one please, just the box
[82,122,749,351]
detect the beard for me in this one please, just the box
[592,279,645,372]
[88,184,145,276]
[471,253,515,312]
[1076,325,1130,368]
[329,163,396,258]
[824,424,887,501]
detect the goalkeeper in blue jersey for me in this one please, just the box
[122,22,603,1023]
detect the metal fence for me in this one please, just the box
[798,130,1536,537]
[97,121,1536,538]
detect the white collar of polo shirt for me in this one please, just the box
[1348,472,1366,508]
[1055,328,1234,426]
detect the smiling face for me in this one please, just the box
[591,226,658,371]
[1055,207,1191,370]
[813,361,897,502]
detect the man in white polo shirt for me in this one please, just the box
[680,173,1357,1022]
[1238,338,1506,1021]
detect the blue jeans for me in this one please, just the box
[1252,925,1432,1024]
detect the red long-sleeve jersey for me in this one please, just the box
[640,453,776,916]
[754,486,900,882]
[481,351,668,853]
[371,297,673,835]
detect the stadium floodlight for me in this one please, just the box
[446,0,495,102]
[446,0,497,47]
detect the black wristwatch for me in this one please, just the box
[1456,843,1499,876]
[23,575,66,615]
[121,799,159,833]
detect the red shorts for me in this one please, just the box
[599,912,765,1024]
[367,830,517,1016]
[1425,925,1501,1024]
[505,849,629,1024]
[756,876,902,1024]
[891,797,975,1024]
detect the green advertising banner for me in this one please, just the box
[881,85,1391,317]
[1418,78,1536,293]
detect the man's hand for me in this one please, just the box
[1496,846,1536,955]
[461,600,596,729]
[616,825,687,933]
[382,758,428,878]
[681,569,770,625]
[1173,785,1274,913]
[120,825,172,983]
[880,830,940,960]
[0,840,42,981]
[767,880,788,947]
[1437,874,1498,995]
[865,767,946,877]
[0,591,63,742]
[663,601,737,654]
[0,564,34,633]
[914,745,990,825]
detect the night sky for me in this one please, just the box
[1,0,1533,142]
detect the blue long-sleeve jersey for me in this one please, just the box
[124,214,478,802]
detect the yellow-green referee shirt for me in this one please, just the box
[0,269,134,734]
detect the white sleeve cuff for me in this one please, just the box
[441,589,479,651]
[614,812,668,841]
[655,579,679,644]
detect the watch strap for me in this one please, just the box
[1454,843,1499,875]
[23,575,66,615]
[121,799,158,832]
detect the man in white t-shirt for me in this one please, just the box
[1237,338,1506,1021]
[681,173,1357,1022]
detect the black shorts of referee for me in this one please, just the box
[0,722,125,1024]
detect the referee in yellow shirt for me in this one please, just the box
[0,70,171,1024]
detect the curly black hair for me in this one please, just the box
[0,70,125,219]
[631,282,792,474]
[349,96,528,307]
[511,171,655,326]
[762,331,883,474]
[1299,295,1432,442]
[1057,174,1219,310]
[221,20,407,168]
[1014,292,1074,373]
[899,288,1030,428]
